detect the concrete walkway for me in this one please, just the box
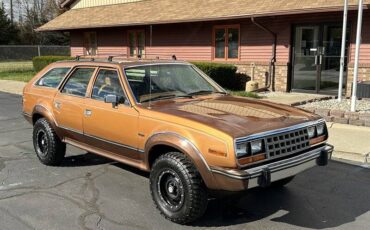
[327,122,370,165]
[0,80,26,95]
[258,91,331,106]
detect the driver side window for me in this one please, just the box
[91,69,126,104]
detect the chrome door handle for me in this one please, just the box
[84,109,92,117]
[319,55,323,65]
[315,55,318,65]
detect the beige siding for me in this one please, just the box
[71,0,143,9]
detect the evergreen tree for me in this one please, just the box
[0,3,19,44]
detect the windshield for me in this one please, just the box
[124,64,225,103]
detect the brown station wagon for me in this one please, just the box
[23,57,333,224]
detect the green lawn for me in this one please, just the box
[0,61,35,82]
[228,90,261,98]
[0,71,36,82]
[0,61,34,72]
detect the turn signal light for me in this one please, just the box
[238,153,266,165]
[309,135,327,145]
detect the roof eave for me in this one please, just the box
[36,5,366,32]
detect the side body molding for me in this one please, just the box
[144,132,218,189]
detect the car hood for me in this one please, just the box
[141,95,320,138]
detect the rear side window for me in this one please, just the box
[61,68,95,97]
[35,68,70,88]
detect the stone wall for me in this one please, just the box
[346,64,370,97]
[306,108,370,127]
[235,62,370,95]
[235,62,288,92]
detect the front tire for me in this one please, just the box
[150,152,208,224]
[33,118,66,166]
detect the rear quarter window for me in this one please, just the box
[35,68,71,88]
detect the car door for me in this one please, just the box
[83,68,141,160]
[53,67,97,140]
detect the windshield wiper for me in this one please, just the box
[187,90,227,96]
[141,94,192,103]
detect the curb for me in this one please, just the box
[332,156,370,168]
[332,151,368,164]
[290,96,334,107]
[327,122,370,164]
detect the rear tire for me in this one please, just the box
[270,176,295,187]
[33,118,66,166]
[150,152,208,224]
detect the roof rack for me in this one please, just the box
[74,54,179,63]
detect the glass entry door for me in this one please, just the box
[292,26,320,91]
[292,24,349,94]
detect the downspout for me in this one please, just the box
[251,17,277,91]
[150,25,153,47]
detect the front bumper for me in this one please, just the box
[210,144,333,191]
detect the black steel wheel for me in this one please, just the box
[157,169,185,212]
[150,152,208,224]
[33,118,66,166]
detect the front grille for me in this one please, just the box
[266,128,310,158]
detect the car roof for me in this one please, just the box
[53,59,191,69]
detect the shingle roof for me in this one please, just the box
[38,0,370,31]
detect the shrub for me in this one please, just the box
[192,62,239,89]
[33,56,74,72]
[228,90,261,98]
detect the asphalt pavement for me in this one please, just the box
[0,91,369,230]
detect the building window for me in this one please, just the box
[213,25,240,60]
[83,32,98,56]
[128,30,145,58]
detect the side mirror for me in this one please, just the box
[104,94,118,108]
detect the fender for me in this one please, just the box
[144,132,218,189]
[32,104,63,137]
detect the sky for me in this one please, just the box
[1,0,26,22]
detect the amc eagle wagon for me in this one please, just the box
[23,58,333,224]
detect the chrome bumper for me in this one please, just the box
[211,144,333,189]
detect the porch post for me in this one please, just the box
[338,0,348,102]
[351,0,364,112]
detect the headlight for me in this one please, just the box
[251,140,263,154]
[308,122,327,145]
[236,142,248,158]
[316,123,325,136]
[307,126,316,138]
